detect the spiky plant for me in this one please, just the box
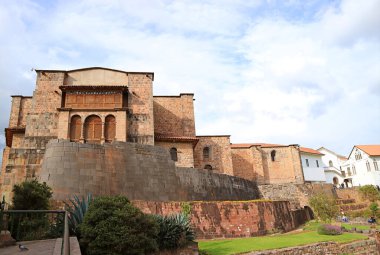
[154,213,195,249]
[64,193,93,236]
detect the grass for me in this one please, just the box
[199,222,368,255]
[341,223,380,230]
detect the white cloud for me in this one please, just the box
[0,0,379,157]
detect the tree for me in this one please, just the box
[359,185,380,202]
[309,193,338,223]
[80,196,159,255]
[12,179,52,210]
[369,202,379,217]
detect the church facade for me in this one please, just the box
[1,67,322,200]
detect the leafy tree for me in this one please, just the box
[369,202,379,217]
[359,185,380,202]
[80,196,159,255]
[12,179,52,210]
[309,193,338,223]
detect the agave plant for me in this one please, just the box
[154,213,195,249]
[64,193,93,236]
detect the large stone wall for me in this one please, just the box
[40,140,260,201]
[153,94,196,137]
[258,183,336,209]
[133,200,310,239]
[247,239,378,255]
[155,141,195,168]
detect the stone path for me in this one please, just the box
[0,239,57,255]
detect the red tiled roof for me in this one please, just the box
[154,135,199,146]
[300,147,324,155]
[356,145,380,156]
[230,143,288,149]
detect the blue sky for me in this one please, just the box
[0,0,379,163]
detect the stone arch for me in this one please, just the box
[84,115,102,144]
[70,115,82,142]
[104,114,116,143]
[204,164,213,170]
[203,146,210,159]
[270,150,276,161]
[170,147,178,162]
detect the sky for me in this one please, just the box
[0,0,379,162]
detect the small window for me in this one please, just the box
[366,161,371,172]
[203,147,210,159]
[328,160,333,167]
[204,164,213,170]
[352,165,356,175]
[170,148,178,162]
[347,167,351,176]
[270,150,276,161]
[316,160,319,168]
[374,160,379,171]
[305,159,309,167]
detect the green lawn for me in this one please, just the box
[199,230,367,255]
[341,223,379,230]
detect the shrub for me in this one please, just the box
[12,179,52,210]
[317,224,343,235]
[64,193,93,237]
[370,202,379,217]
[309,193,338,223]
[80,195,159,255]
[154,213,195,250]
[359,185,380,202]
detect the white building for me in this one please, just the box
[346,145,380,187]
[317,147,349,188]
[300,147,326,182]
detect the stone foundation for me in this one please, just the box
[133,200,310,239]
[245,239,378,255]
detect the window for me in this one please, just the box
[329,160,333,167]
[316,160,319,168]
[366,161,371,172]
[84,115,102,144]
[203,147,210,159]
[204,164,213,170]
[352,165,356,175]
[355,150,362,160]
[347,167,351,176]
[374,160,379,171]
[170,148,178,162]
[70,115,82,142]
[271,150,276,161]
[305,159,309,167]
[104,115,116,143]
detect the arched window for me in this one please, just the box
[170,148,178,162]
[203,147,210,159]
[374,160,379,171]
[104,115,116,143]
[270,150,276,161]
[204,164,213,170]
[366,161,371,172]
[84,115,102,144]
[70,115,82,142]
[329,160,333,167]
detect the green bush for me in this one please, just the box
[309,193,338,223]
[12,179,52,210]
[154,213,195,249]
[359,185,380,202]
[317,224,343,235]
[80,196,159,255]
[369,202,379,216]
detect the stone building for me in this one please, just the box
[0,67,323,200]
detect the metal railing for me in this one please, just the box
[0,210,70,255]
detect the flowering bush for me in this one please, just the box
[317,224,343,235]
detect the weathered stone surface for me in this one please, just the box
[40,140,260,201]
